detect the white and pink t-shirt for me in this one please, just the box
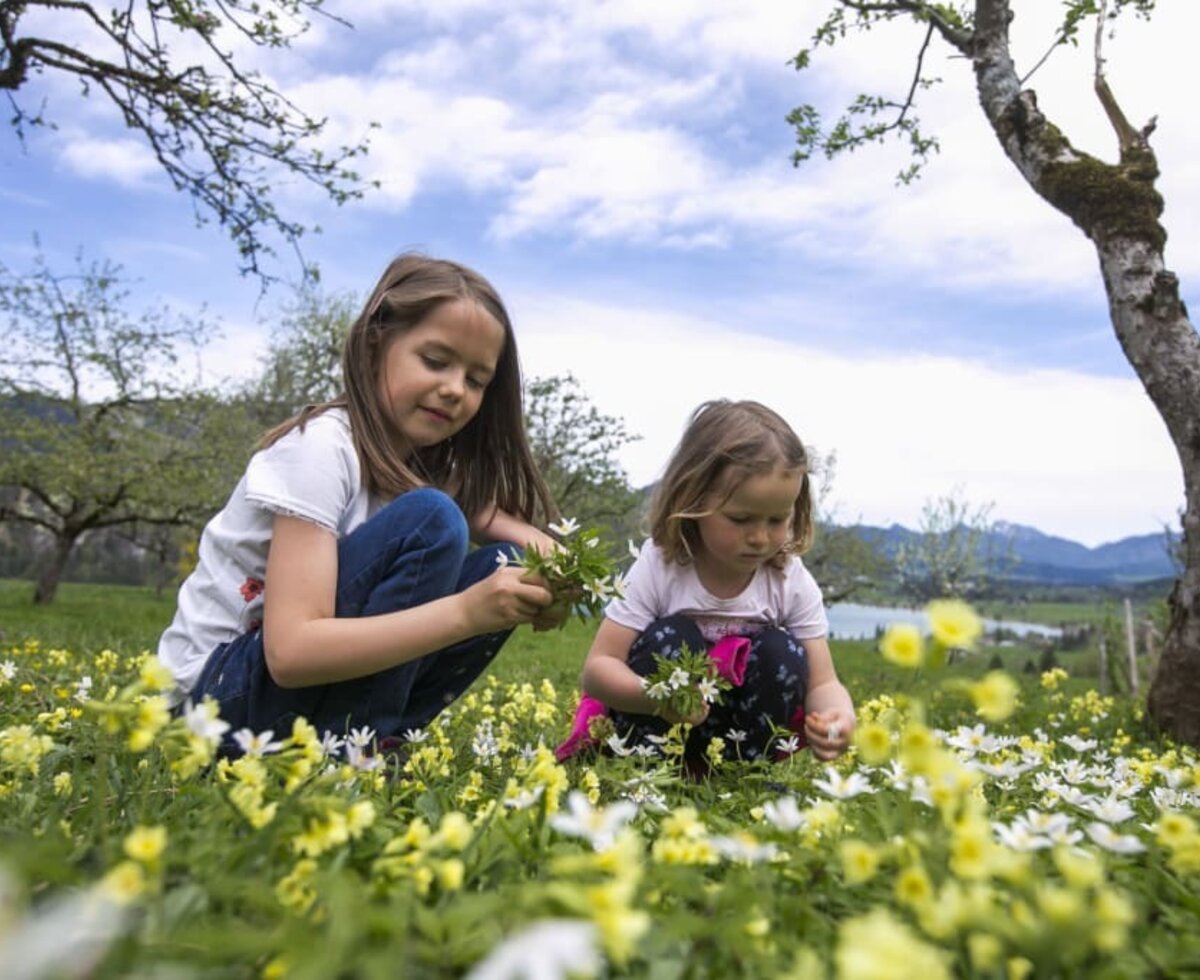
[605,539,828,645]
[158,409,378,703]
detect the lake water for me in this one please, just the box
[827,602,1062,641]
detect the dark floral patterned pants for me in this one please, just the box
[609,614,810,762]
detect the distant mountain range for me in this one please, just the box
[850,520,1180,586]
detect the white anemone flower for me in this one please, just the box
[711,833,779,863]
[182,699,230,744]
[992,822,1054,852]
[231,727,285,757]
[465,918,601,980]
[404,728,430,743]
[503,786,546,811]
[1085,822,1147,854]
[1082,796,1137,825]
[548,517,580,537]
[0,877,129,980]
[346,726,377,749]
[813,767,875,800]
[762,796,806,832]
[549,790,638,851]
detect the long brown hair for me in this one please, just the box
[647,399,814,567]
[259,253,556,524]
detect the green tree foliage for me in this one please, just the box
[244,284,357,426]
[803,448,887,604]
[0,251,256,603]
[0,1,375,278]
[895,491,1012,602]
[789,0,1200,747]
[524,374,643,542]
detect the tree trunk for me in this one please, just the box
[970,0,1200,745]
[33,532,78,605]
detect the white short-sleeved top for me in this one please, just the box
[604,539,828,646]
[158,409,376,701]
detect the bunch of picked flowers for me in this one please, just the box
[510,517,626,623]
[643,645,730,723]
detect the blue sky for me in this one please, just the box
[3,1,1194,547]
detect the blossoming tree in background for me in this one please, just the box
[789,0,1200,746]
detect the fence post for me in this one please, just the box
[1098,632,1109,696]
[1123,598,1138,696]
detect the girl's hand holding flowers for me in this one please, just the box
[512,518,625,630]
[805,709,854,761]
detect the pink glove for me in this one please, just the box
[708,635,750,686]
[554,695,609,762]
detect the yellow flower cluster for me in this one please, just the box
[372,811,472,899]
[651,807,717,865]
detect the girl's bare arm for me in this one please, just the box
[801,635,856,759]
[261,515,552,688]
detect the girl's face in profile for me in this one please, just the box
[693,465,801,594]
[377,298,505,454]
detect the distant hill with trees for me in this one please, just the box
[853,521,1178,588]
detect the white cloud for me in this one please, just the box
[57,135,161,188]
[512,291,1182,547]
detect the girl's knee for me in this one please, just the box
[379,488,469,553]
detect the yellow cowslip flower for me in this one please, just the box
[880,623,925,669]
[853,722,892,766]
[705,737,725,770]
[1036,885,1085,930]
[1040,667,1069,690]
[1168,839,1200,875]
[262,956,290,979]
[457,770,483,805]
[743,915,769,938]
[123,825,167,865]
[651,836,718,866]
[138,657,175,692]
[100,860,147,904]
[346,801,376,837]
[835,907,951,980]
[592,829,643,880]
[926,599,983,651]
[1007,957,1034,980]
[1092,888,1135,952]
[895,864,934,908]
[53,771,72,796]
[839,839,881,885]
[1053,847,1104,889]
[661,807,706,840]
[898,724,938,775]
[435,858,464,892]
[0,725,56,776]
[968,672,1019,723]
[275,859,318,915]
[129,695,171,752]
[411,865,435,898]
[586,878,649,966]
[436,811,472,851]
[581,767,601,805]
[967,932,1003,972]
[949,819,995,881]
[1154,811,1197,849]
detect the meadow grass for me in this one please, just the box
[0,580,1092,710]
[2,580,1197,977]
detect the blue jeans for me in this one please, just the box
[191,488,518,745]
[609,615,810,762]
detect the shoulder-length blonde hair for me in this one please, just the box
[259,253,556,524]
[647,399,814,568]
